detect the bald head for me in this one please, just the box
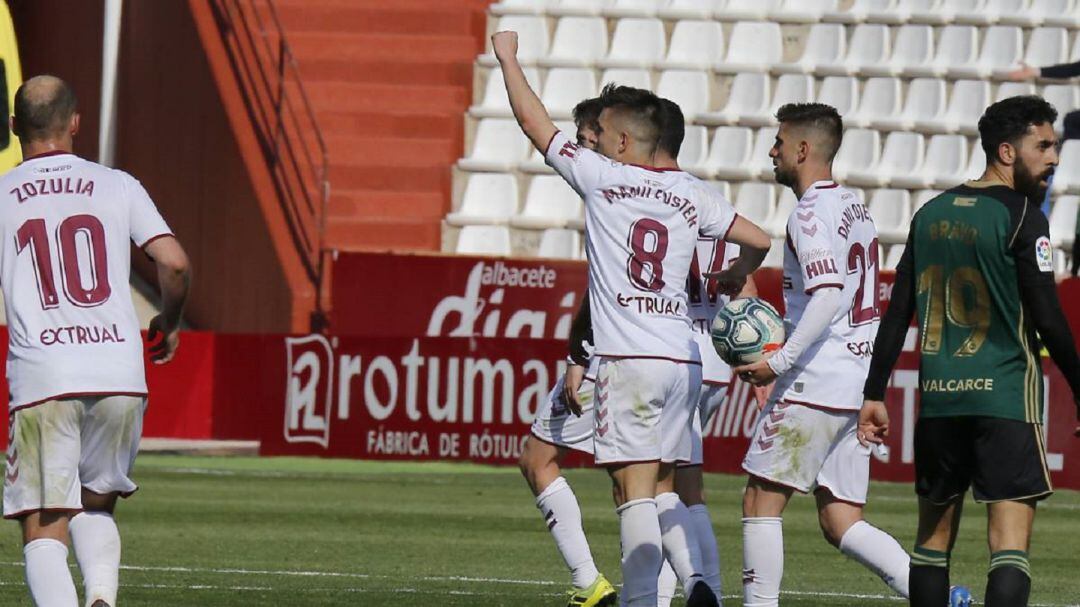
[13,75,78,143]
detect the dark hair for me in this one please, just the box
[775,102,843,161]
[572,97,603,132]
[979,95,1058,163]
[13,76,78,142]
[656,98,685,158]
[597,83,663,151]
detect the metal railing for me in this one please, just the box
[208,0,330,295]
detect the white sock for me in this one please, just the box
[838,520,910,598]
[657,560,677,607]
[656,492,705,595]
[616,498,662,607]
[689,503,722,599]
[24,538,78,607]
[742,517,783,607]
[536,477,600,589]
[70,511,122,607]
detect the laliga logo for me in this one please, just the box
[284,335,334,448]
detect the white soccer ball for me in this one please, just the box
[710,297,785,366]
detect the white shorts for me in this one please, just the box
[742,400,870,504]
[4,396,147,519]
[687,383,729,467]
[530,374,596,455]
[592,357,702,466]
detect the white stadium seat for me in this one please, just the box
[511,175,582,229]
[699,72,770,126]
[824,0,896,23]
[711,180,733,201]
[862,24,933,77]
[951,25,1022,79]
[715,21,783,73]
[911,0,984,25]
[774,23,846,75]
[658,0,720,20]
[766,188,798,238]
[955,0,1029,25]
[520,120,573,173]
[1052,140,1080,194]
[748,128,779,181]
[703,126,755,180]
[874,77,946,132]
[477,16,549,67]
[899,134,968,190]
[1049,195,1079,249]
[447,173,519,226]
[680,125,710,176]
[547,0,610,16]
[733,181,777,226]
[967,139,986,180]
[540,68,597,120]
[457,225,512,256]
[600,68,653,91]
[540,17,609,68]
[770,0,839,23]
[660,20,725,70]
[995,82,1037,102]
[1018,27,1069,70]
[849,131,924,187]
[833,128,881,182]
[603,0,661,17]
[715,0,782,20]
[470,67,541,119]
[866,0,937,24]
[597,18,666,69]
[847,78,902,128]
[906,25,978,78]
[1035,0,1080,28]
[866,189,912,243]
[1042,85,1079,134]
[912,189,942,214]
[490,0,549,15]
[818,23,890,76]
[816,76,860,118]
[537,229,583,259]
[882,244,905,270]
[657,70,711,122]
[921,80,990,135]
[749,74,815,127]
[459,119,531,172]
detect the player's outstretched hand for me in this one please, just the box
[857,400,889,446]
[147,314,180,365]
[1004,62,1039,82]
[703,267,747,297]
[491,31,518,62]
[734,356,777,387]
[562,364,586,417]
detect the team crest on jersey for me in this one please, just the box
[1035,237,1053,272]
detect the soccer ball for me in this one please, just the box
[710,297,785,366]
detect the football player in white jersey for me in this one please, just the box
[493,31,770,606]
[731,103,909,606]
[1,76,191,607]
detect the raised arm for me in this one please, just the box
[144,236,191,364]
[493,31,558,152]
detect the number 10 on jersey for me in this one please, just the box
[16,214,112,310]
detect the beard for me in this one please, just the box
[773,163,797,189]
[1014,158,1053,202]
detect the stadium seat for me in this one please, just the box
[955,0,1029,25]
[774,23,846,75]
[733,181,777,226]
[456,225,512,256]
[540,17,609,68]
[762,238,786,268]
[680,125,710,176]
[603,0,662,17]
[818,23,889,76]
[967,139,986,180]
[520,120,574,173]
[541,68,597,120]
[995,81,1036,101]
[816,76,860,118]
[865,0,937,24]
[766,188,797,238]
[874,78,946,132]
[459,119,532,172]
[1017,27,1070,71]
[600,68,653,91]
[846,78,902,128]
[849,132,924,187]
[710,180,733,201]
[477,16,550,67]
[902,134,968,189]
[910,0,980,25]
[715,22,783,73]
[862,24,933,77]
[547,0,610,16]
[447,173,519,226]
[511,175,583,229]
[912,189,942,214]
[1042,85,1079,133]
[490,0,550,15]
[660,20,725,70]
[597,18,666,69]
[883,244,905,270]
[1049,195,1079,248]
[833,128,881,182]
[470,67,542,119]
[749,74,815,127]
[824,0,896,23]
[748,128,779,181]
[714,0,782,20]
[1034,0,1080,28]
[703,126,755,180]
[920,80,990,135]
[849,187,868,204]
[905,25,978,78]
[867,189,912,243]
[951,26,1022,79]
[769,0,839,23]
[1052,140,1080,194]
[537,228,583,259]
[699,72,770,126]
[658,0,720,20]
[656,70,711,122]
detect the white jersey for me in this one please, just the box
[773,181,879,411]
[545,131,737,362]
[688,237,740,384]
[0,152,173,410]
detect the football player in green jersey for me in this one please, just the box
[858,96,1080,607]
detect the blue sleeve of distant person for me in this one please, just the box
[1040,61,1080,79]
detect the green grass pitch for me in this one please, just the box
[0,455,1077,606]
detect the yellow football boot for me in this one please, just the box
[566,573,617,607]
